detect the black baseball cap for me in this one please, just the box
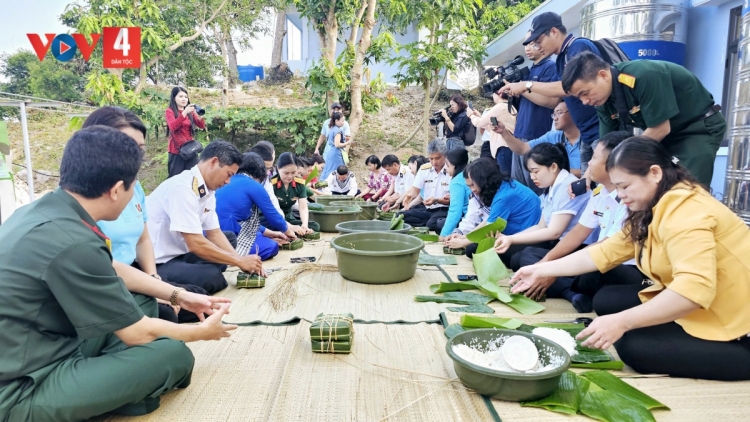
[523,12,563,45]
[331,102,342,110]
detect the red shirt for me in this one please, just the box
[165,108,206,154]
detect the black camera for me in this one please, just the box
[429,105,454,126]
[191,104,205,116]
[482,55,530,97]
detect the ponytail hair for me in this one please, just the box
[329,111,343,128]
[606,136,697,247]
[524,142,570,195]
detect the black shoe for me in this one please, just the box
[571,293,594,313]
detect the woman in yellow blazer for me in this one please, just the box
[510,136,750,380]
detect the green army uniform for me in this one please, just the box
[272,176,321,232]
[597,60,726,187]
[0,189,194,421]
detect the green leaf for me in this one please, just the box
[444,292,494,304]
[304,165,319,184]
[418,254,458,266]
[471,247,509,285]
[413,233,440,242]
[477,281,512,303]
[571,361,625,370]
[475,237,495,254]
[521,371,589,415]
[505,294,546,315]
[580,371,669,410]
[429,282,481,293]
[572,351,613,364]
[466,219,507,243]
[459,314,524,330]
[446,304,495,313]
[444,323,466,339]
[415,292,492,305]
[579,390,656,422]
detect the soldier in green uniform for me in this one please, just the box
[561,51,726,187]
[0,127,236,422]
[272,152,320,233]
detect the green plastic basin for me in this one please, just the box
[315,195,348,206]
[335,220,413,234]
[330,200,379,220]
[330,232,425,284]
[309,205,361,232]
[446,329,571,401]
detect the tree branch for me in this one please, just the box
[348,1,369,47]
[396,70,447,149]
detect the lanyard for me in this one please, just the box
[81,219,112,252]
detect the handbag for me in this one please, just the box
[178,140,203,160]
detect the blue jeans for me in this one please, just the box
[253,231,280,261]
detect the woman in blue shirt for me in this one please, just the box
[216,153,296,261]
[437,148,471,239]
[494,142,591,269]
[321,112,354,179]
[462,158,541,258]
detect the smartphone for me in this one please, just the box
[571,179,587,197]
[457,275,478,281]
[468,101,473,110]
[291,257,316,263]
[490,117,499,127]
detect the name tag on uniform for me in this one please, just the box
[425,180,433,183]
[441,182,449,186]
[593,211,604,217]
[204,208,210,213]
[135,204,142,212]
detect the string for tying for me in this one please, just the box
[316,313,354,352]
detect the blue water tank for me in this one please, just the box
[580,0,689,65]
[237,65,265,82]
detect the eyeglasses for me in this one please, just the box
[552,110,569,118]
[531,31,549,50]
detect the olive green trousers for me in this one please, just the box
[0,294,194,422]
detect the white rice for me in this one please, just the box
[531,327,578,357]
[452,334,565,374]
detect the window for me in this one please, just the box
[286,19,302,61]
[721,6,742,146]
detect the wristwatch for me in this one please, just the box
[526,81,533,93]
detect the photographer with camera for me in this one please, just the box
[434,94,471,147]
[166,86,206,178]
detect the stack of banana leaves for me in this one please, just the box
[389,213,404,230]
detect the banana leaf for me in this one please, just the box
[429,282,481,293]
[304,166,319,184]
[571,361,625,370]
[446,304,495,313]
[460,314,524,329]
[444,323,466,339]
[414,292,493,305]
[475,237,495,254]
[418,254,458,266]
[579,389,656,422]
[521,371,590,415]
[572,351,613,364]
[580,371,669,410]
[390,214,404,230]
[472,248,509,285]
[531,322,586,337]
[506,293,547,315]
[477,281,512,302]
[466,219,508,243]
[413,233,440,242]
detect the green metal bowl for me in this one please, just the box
[309,205,361,232]
[335,220,413,234]
[330,232,425,284]
[330,200,379,220]
[446,329,571,401]
[315,195,348,206]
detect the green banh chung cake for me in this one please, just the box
[310,313,354,354]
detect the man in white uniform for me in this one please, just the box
[401,139,452,232]
[380,154,413,210]
[322,165,359,196]
[511,131,644,312]
[147,141,265,301]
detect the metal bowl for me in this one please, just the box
[330,232,424,284]
[446,329,571,401]
[309,205,361,232]
[335,220,413,234]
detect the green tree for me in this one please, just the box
[28,60,85,102]
[0,50,38,95]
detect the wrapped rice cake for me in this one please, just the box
[310,313,354,341]
[236,272,265,288]
[281,238,305,250]
[311,338,353,354]
[301,231,320,241]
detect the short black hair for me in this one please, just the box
[237,152,268,181]
[59,126,142,198]
[200,140,242,167]
[311,153,325,164]
[255,140,275,154]
[365,155,381,169]
[249,144,273,162]
[336,165,349,175]
[561,51,609,94]
[381,154,400,167]
[277,151,297,169]
[296,156,312,168]
[554,24,567,35]
[82,106,147,138]
[592,131,631,155]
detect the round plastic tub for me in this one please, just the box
[330,232,424,284]
[446,329,571,401]
[314,195,347,206]
[309,205,361,232]
[335,220,413,234]
[330,200,379,220]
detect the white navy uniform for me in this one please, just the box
[402,163,452,231]
[323,172,358,196]
[145,166,229,296]
[394,165,414,197]
[578,185,634,265]
[455,193,490,235]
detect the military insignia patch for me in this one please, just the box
[618,73,636,89]
[198,186,207,198]
[192,177,200,196]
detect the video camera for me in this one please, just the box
[429,105,453,126]
[482,55,530,97]
[189,103,206,116]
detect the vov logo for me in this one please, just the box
[27,27,141,69]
